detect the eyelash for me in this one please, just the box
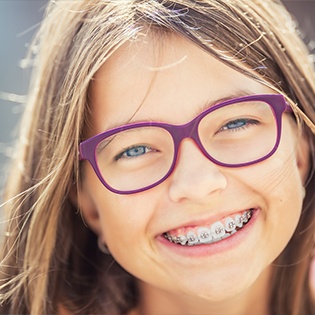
[218,118,260,133]
[115,145,153,161]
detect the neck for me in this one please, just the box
[133,266,272,315]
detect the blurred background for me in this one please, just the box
[0,0,314,190]
[0,0,47,190]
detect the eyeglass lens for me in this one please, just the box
[94,100,277,192]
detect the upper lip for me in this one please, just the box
[160,207,257,235]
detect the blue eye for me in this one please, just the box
[220,119,259,132]
[115,145,152,160]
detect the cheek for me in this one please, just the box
[91,184,157,252]
[81,161,161,250]
[246,120,303,202]
[97,196,159,276]
[239,135,304,243]
[256,155,302,203]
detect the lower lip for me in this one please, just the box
[156,209,260,258]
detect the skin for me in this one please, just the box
[78,34,309,315]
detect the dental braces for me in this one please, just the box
[164,210,252,246]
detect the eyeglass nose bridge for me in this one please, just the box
[166,117,216,168]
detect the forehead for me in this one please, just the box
[88,34,270,134]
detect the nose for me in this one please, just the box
[168,139,228,203]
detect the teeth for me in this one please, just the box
[241,212,249,223]
[224,217,236,232]
[187,231,199,246]
[178,235,188,245]
[210,221,225,239]
[197,227,213,243]
[164,210,252,246]
[234,214,243,228]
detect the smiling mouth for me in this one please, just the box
[163,209,253,246]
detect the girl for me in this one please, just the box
[1,1,314,314]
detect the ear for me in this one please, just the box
[295,131,311,185]
[69,182,103,235]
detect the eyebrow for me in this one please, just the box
[103,89,255,131]
[196,89,254,115]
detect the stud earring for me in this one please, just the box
[97,237,111,255]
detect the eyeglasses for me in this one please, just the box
[79,94,292,194]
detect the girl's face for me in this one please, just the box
[79,35,309,307]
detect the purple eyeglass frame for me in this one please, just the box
[80,94,292,194]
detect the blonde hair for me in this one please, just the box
[0,1,314,314]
